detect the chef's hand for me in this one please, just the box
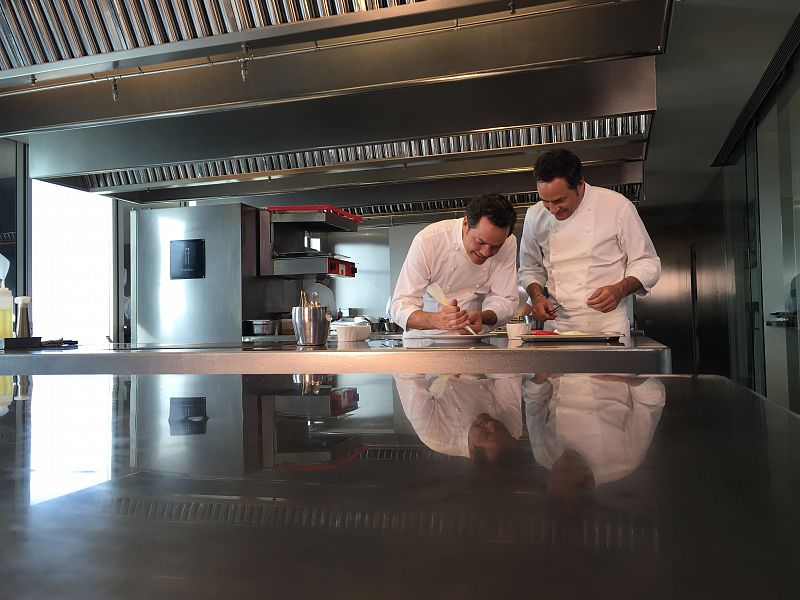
[436,299,469,330]
[460,311,483,334]
[532,295,557,321]
[586,284,624,313]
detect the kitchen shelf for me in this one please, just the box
[272,256,356,277]
[268,210,359,232]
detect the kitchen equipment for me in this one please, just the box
[260,207,358,278]
[266,205,363,223]
[382,319,402,333]
[292,373,327,396]
[520,332,622,343]
[243,319,279,335]
[354,316,382,332]
[303,283,336,313]
[14,296,31,338]
[280,318,294,335]
[291,306,331,346]
[336,324,371,342]
[506,323,532,339]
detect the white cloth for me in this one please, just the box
[524,374,665,484]
[395,374,523,457]
[391,218,518,330]
[518,183,661,335]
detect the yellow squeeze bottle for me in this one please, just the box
[0,281,12,339]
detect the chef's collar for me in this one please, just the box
[453,216,469,255]
[569,181,594,220]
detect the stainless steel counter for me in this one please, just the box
[0,335,671,375]
[0,374,797,597]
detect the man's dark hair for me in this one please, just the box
[533,149,583,189]
[471,444,529,470]
[464,193,516,234]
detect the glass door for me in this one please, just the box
[757,68,800,412]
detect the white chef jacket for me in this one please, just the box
[524,374,665,484]
[518,183,661,335]
[391,218,518,330]
[395,374,523,457]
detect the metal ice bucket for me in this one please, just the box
[291,306,331,346]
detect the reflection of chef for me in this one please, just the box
[524,374,665,494]
[395,374,523,463]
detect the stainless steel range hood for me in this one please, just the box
[0,0,674,212]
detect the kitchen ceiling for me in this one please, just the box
[0,0,672,212]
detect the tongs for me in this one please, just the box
[299,290,320,308]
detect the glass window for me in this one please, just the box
[31,180,114,344]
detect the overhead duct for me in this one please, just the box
[29,56,656,180]
[75,113,649,195]
[2,0,671,213]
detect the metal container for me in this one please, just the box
[354,317,382,332]
[291,306,331,346]
[383,319,402,333]
[243,319,279,335]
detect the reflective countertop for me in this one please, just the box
[0,334,671,374]
[0,373,796,598]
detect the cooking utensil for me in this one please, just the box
[382,319,402,333]
[426,283,477,335]
[355,317,383,332]
[244,319,279,335]
[291,306,331,346]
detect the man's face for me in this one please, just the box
[462,216,509,265]
[468,413,515,462]
[536,177,584,221]
[546,449,595,502]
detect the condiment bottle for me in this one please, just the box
[0,281,12,339]
[14,296,31,338]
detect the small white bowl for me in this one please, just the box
[336,324,371,342]
[506,323,532,339]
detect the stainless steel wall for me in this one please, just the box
[638,176,731,376]
[131,375,250,476]
[132,204,246,344]
[132,203,304,344]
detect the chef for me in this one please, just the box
[391,193,518,333]
[524,373,665,491]
[518,149,661,338]
[394,373,523,463]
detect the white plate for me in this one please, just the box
[406,333,492,344]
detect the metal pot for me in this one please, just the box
[354,317,383,332]
[244,319,279,335]
[383,319,402,333]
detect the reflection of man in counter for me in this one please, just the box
[394,374,523,463]
[518,149,661,337]
[391,194,518,333]
[523,373,665,499]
